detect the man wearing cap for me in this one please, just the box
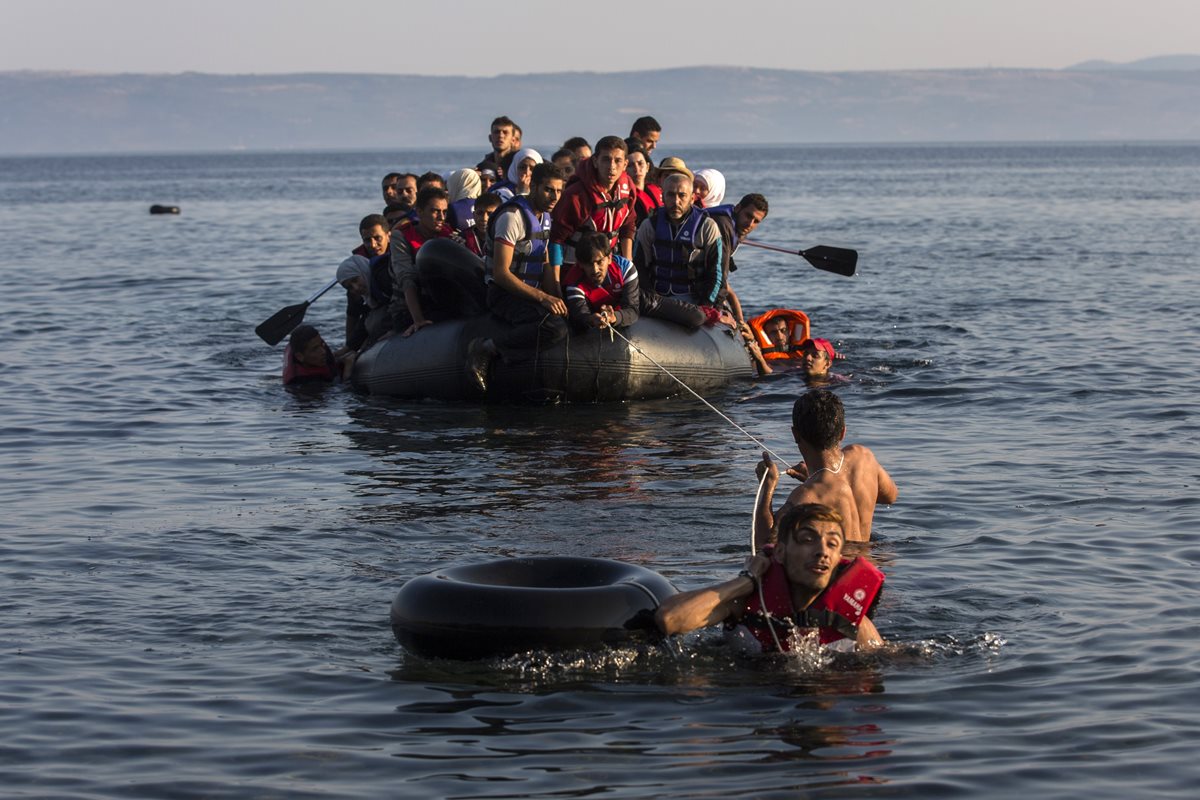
[754,389,898,546]
[633,168,727,327]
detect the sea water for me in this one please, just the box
[1,142,1197,798]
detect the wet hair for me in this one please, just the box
[593,135,628,156]
[417,171,446,190]
[792,389,845,451]
[474,192,503,212]
[630,116,661,137]
[289,324,322,353]
[736,193,769,216]
[490,115,516,130]
[574,231,611,265]
[531,162,566,188]
[359,213,389,233]
[776,503,844,544]
[416,186,450,210]
[562,136,590,150]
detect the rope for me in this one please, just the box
[606,324,790,464]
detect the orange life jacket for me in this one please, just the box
[747,309,811,360]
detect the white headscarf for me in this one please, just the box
[336,255,377,307]
[447,168,482,203]
[506,147,544,188]
[694,168,726,207]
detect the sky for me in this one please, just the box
[2,0,1197,76]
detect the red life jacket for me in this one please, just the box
[282,343,337,385]
[396,218,456,256]
[567,170,637,250]
[563,255,634,311]
[747,309,812,361]
[733,555,884,651]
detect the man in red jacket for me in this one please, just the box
[549,135,638,274]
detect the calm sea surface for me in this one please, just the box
[1,142,1198,798]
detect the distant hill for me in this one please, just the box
[2,64,1200,155]
[1067,54,1200,71]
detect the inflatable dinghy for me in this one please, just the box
[352,241,754,402]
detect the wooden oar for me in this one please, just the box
[740,240,858,277]
[254,278,339,346]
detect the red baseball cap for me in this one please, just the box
[800,337,841,361]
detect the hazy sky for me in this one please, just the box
[3,0,1197,75]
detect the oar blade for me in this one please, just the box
[255,301,309,346]
[800,245,858,277]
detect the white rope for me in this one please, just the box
[606,325,790,464]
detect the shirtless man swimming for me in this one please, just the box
[754,388,897,547]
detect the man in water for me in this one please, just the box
[754,389,897,547]
[798,338,838,379]
[655,503,884,651]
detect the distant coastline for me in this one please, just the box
[3,61,1199,155]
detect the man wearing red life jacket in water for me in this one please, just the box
[654,503,884,653]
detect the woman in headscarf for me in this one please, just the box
[692,168,726,209]
[446,168,483,236]
[492,147,543,202]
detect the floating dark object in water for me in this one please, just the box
[390,556,678,659]
[149,205,180,215]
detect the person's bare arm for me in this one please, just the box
[856,615,884,650]
[876,459,898,505]
[655,554,769,636]
[754,454,781,549]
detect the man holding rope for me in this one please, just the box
[655,503,884,653]
[755,389,898,548]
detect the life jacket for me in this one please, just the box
[732,555,884,652]
[563,165,637,255]
[652,207,708,297]
[703,203,739,252]
[563,255,635,312]
[282,343,337,385]
[367,252,393,305]
[396,218,455,257]
[485,195,551,287]
[634,185,662,224]
[488,178,517,201]
[747,309,812,360]
[448,197,475,236]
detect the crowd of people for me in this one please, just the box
[279,115,900,656]
[283,114,845,388]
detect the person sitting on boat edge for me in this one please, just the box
[563,231,640,331]
[549,135,638,271]
[466,163,570,392]
[708,192,770,328]
[633,170,726,328]
[654,503,884,653]
[755,389,898,548]
[388,186,472,337]
[283,325,339,386]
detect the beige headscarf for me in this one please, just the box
[447,168,482,203]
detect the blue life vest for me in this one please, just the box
[703,204,739,252]
[485,195,551,287]
[448,197,475,235]
[652,208,707,297]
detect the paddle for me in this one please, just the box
[740,240,858,277]
[254,278,339,346]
